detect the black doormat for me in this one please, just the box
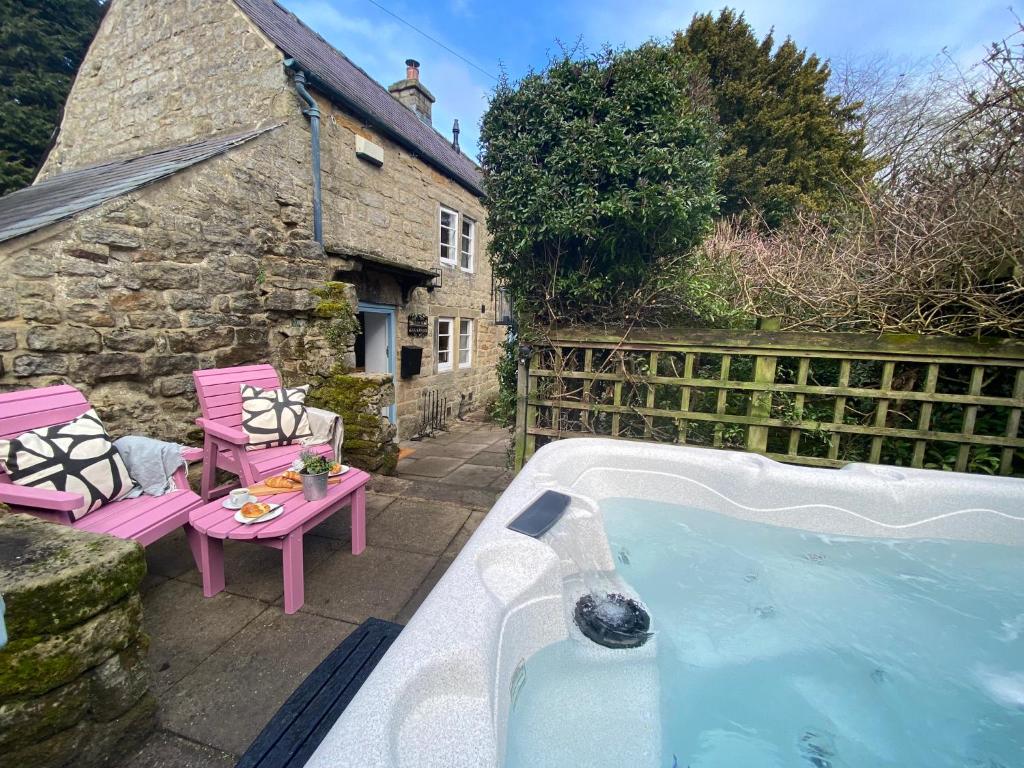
[237,617,403,768]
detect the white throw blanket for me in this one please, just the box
[301,407,344,460]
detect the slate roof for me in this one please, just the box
[234,0,484,197]
[0,125,278,244]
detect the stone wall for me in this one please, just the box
[291,103,502,438]
[0,132,334,443]
[308,371,398,473]
[39,0,292,177]
[0,512,153,768]
[15,0,500,446]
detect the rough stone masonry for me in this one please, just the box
[9,0,501,444]
[0,512,154,768]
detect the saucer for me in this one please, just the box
[222,493,256,510]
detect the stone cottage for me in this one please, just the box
[0,0,501,457]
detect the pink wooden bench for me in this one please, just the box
[192,365,332,501]
[0,385,205,563]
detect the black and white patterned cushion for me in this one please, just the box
[240,384,313,450]
[0,409,133,520]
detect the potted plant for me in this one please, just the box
[298,449,332,501]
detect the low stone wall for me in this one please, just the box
[309,370,398,474]
[0,512,154,768]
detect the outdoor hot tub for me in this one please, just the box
[305,439,1024,768]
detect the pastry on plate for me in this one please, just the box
[240,502,272,519]
[330,462,342,474]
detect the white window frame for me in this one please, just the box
[436,317,454,372]
[459,216,475,272]
[439,206,457,266]
[458,318,473,368]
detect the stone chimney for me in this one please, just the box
[388,58,435,125]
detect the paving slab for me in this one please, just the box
[144,527,197,579]
[120,730,237,768]
[367,498,472,555]
[394,555,453,625]
[443,510,488,558]
[395,478,501,510]
[143,578,266,693]
[403,441,487,460]
[309,492,394,541]
[160,608,355,756]
[465,450,508,467]
[367,475,413,496]
[437,463,508,487]
[297,544,436,624]
[490,470,515,491]
[178,534,344,603]
[482,439,510,453]
[395,455,466,478]
[141,572,168,593]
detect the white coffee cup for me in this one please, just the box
[229,489,250,507]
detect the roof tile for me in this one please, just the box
[0,125,278,244]
[234,0,483,196]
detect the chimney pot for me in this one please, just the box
[390,59,434,124]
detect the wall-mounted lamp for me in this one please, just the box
[494,286,513,327]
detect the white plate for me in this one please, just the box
[329,465,351,477]
[222,493,257,510]
[233,504,284,525]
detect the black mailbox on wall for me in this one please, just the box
[400,346,423,379]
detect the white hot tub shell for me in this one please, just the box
[304,439,1024,768]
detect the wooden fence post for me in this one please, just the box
[746,317,780,453]
[514,352,530,471]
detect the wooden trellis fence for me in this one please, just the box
[514,328,1024,476]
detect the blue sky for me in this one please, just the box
[279,0,1018,160]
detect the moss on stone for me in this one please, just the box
[312,281,358,357]
[0,675,91,751]
[308,366,398,475]
[0,595,142,699]
[0,514,146,639]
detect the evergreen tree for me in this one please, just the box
[0,0,106,195]
[481,44,720,326]
[675,9,873,228]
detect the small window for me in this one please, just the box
[458,319,473,367]
[439,207,457,265]
[460,217,475,271]
[436,317,453,371]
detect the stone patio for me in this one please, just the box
[119,419,511,766]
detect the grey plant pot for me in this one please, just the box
[301,470,330,501]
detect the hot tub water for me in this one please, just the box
[505,498,1024,768]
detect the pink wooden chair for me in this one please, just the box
[192,364,332,501]
[0,385,205,563]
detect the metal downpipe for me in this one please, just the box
[285,61,323,244]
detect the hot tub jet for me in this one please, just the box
[574,592,651,649]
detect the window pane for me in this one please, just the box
[460,219,474,269]
[458,319,472,366]
[440,209,456,263]
[437,319,452,366]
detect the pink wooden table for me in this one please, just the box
[188,469,371,614]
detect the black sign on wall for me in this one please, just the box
[407,313,429,337]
